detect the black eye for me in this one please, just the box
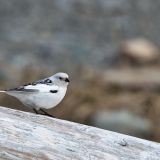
[59,77,62,80]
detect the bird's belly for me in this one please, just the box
[35,93,64,109]
[18,92,65,110]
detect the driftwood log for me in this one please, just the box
[0,106,159,160]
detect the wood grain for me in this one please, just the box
[0,106,159,160]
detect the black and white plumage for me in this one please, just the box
[0,72,69,116]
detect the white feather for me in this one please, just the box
[0,91,6,93]
[24,84,59,93]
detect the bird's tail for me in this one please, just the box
[0,90,6,93]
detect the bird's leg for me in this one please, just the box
[39,108,55,118]
[33,108,39,114]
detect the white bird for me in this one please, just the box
[0,72,70,117]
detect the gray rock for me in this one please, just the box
[90,110,152,137]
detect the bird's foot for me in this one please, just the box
[39,109,55,118]
[33,108,55,118]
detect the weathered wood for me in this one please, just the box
[0,106,159,160]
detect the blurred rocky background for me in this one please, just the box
[0,0,160,142]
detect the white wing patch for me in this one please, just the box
[25,84,59,93]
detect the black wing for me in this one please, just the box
[29,78,53,86]
[5,86,39,93]
[5,77,53,93]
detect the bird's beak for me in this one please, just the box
[65,78,70,82]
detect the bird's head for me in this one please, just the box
[50,72,70,87]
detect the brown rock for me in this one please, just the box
[120,38,159,64]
